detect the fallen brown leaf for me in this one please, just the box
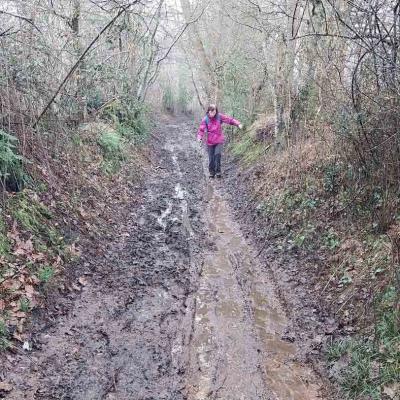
[17,318,26,333]
[2,280,22,291]
[14,311,26,318]
[78,277,88,286]
[72,284,82,292]
[31,252,46,261]
[12,332,25,342]
[28,275,40,285]
[25,284,35,297]
[78,207,89,219]
[13,239,34,256]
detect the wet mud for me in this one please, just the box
[223,149,337,398]
[186,160,321,400]
[2,117,326,399]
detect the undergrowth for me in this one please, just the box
[0,192,64,335]
[327,287,399,399]
[98,130,125,173]
[0,128,25,191]
[0,215,10,257]
[8,191,64,254]
[98,99,150,173]
[0,96,151,352]
[0,319,10,350]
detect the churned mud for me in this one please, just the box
[186,152,321,400]
[2,117,327,399]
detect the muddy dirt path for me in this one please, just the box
[186,148,321,400]
[2,117,324,399]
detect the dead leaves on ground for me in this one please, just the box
[1,131,143,348]
[0,221,65,340]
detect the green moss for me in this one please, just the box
[37,265,55,283]
[0,215,10,257]
[231,136,266,164]
[71,133,82,147]
[48,227,64,247]
[35,181,48,194]
[8,192,64,255]
[116,120,149,145]
[323,228,341,250]
[19,297,31,312]
[0,319,10,351]
[10,193,51,235]
[98,130,126,174]
[35,242,48,253]
[98,131,123,158]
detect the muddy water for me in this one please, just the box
[187,164,321,399]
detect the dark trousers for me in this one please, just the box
[207,144,223,176]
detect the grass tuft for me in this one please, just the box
[327,287,400,399]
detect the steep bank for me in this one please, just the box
[0,116,150,353]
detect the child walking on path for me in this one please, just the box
[197,104,243,178]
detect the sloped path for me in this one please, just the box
[2,118,323,400]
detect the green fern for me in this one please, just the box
[0,129,24,187]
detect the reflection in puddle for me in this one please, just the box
[216,300,241,319]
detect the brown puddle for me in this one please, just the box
[187,181,321,399]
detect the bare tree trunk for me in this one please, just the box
[136,0,165,102]
[272,0,297,147]
[273,33,288,146]
[71,0,86,121]
[179,0,216,103]
[248,65,268,122]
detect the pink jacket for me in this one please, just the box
[197,113,240,145]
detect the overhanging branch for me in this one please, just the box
[33,1,140,128]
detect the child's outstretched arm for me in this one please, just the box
[220,114,243,129]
